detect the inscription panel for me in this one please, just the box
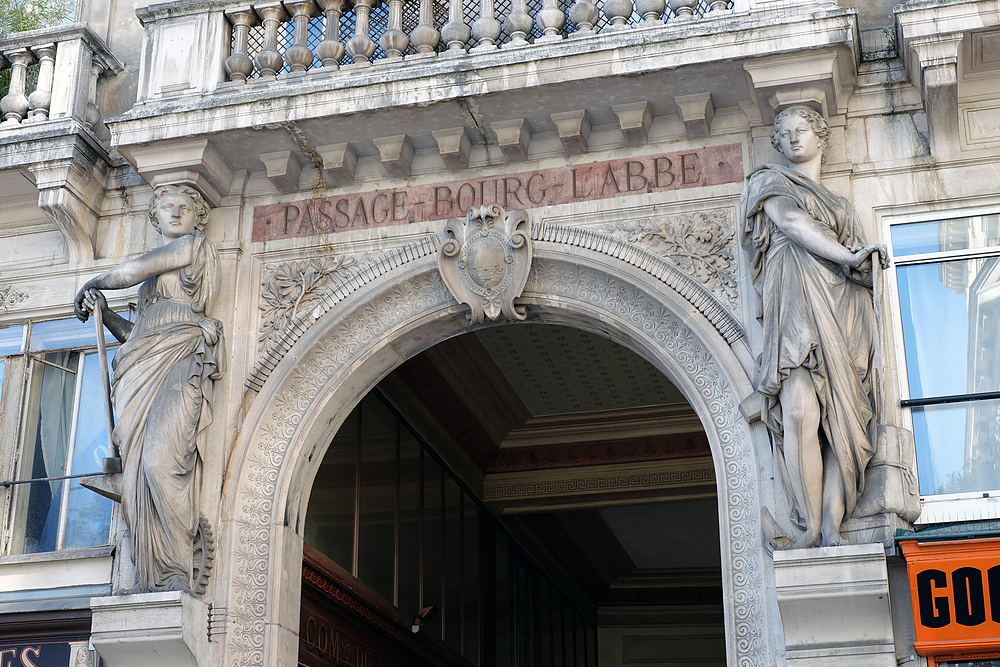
[252,144,743,242]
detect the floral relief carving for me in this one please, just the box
[0,285,28,312]
[596,209,738,310]
[229,259,765,667]
[258,255,358,358]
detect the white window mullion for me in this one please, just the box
[55,352,86,550]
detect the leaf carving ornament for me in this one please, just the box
[258,256,357,355]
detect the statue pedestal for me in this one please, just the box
[90,592,210,667]
[774,543,895,667]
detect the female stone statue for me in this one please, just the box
[75,185,224,592]
[741,106,886,548]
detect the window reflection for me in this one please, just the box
[892,213,1000,497]
[912,399,1000,495]
[891,215,1000,258]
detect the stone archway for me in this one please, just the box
[217,239,776,667]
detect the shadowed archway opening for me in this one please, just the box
[300,323,725,667]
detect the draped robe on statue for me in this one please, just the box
[110,230,224,592]
[741,164,876,522]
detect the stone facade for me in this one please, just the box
[1,0,999,666]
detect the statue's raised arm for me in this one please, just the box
[75,185,225,593]
[741,107,882,549]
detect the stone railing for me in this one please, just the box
[130,0,790,102]
[0,24,123,133]
[128,0,850,102]
[222,0,739,80]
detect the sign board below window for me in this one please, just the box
[900,537,1000,665]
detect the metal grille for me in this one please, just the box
[860,25,898,62]
[234,0,733,78]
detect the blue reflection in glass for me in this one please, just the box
[30,317,120,352]
[896,262,969,398]
[913,399,1000,495]
[0,325,24,355]
[891,220,945,257]
[64,350,114,549]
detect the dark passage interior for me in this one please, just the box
[301,324,725,667]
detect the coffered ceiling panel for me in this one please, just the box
[475,324,687,417]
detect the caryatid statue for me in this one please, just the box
[75,185,224,593]
[740,106,887,549]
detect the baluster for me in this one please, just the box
[705,0,728,14]
[667,0,697,20]
[84,60,102,129]
[409,0,440,54]
[602,0,633,29]
[535,0,566,41]
[469,0,501,52]
[316,0,346,65]
[254,4,289,76]
[225,8,259,81]
[441,0,471,54]
[26,43,56,122]
[0,48,37,128]
[503,0,533,47]
[284,0,319,71]
[379,0,408,58]
[635,0,664,23]
[346,0,377,64]
[568,0,599,35]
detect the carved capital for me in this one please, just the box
[438,204,532,324]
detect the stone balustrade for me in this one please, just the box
[0,24,122,133]
[219,0,743,81]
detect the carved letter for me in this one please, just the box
[526,174,546,204]
[654,157,675,188]
[435,187,453,217]
[626,161,647,192]
[680,152,701,184]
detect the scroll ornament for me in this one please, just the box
[438,204,532,324]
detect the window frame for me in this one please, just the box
[882,201,1000,517]
[0,316,122,557]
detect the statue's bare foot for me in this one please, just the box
[789,528,820,550]
[821,530,847,547]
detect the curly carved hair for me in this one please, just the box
[770,106,831,156]
[148,185,211,233]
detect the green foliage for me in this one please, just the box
[0,0,76,35]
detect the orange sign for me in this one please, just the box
[901,537,1000,661]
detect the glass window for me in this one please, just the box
[305,392,597,667]
[890,213,1000,496]
[16,348,115,553]
[0,324,25,355]
[30,317,118,352]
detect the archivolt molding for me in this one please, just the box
[246,222,744,396]
[224,256,766,667]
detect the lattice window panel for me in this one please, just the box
[234,0,733,77]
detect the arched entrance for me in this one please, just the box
[216,241,777,667]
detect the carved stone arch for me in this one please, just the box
[218,244,777,667]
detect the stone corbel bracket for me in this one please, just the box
[438,204,532,325]
[743,48,855,124]
[29,142,110,263]
[126,137,235,207]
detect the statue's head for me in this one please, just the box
[148,185,211,234]
[770,106,830,161]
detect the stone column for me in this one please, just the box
[26,43,56,122]
[0,48,37,128]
